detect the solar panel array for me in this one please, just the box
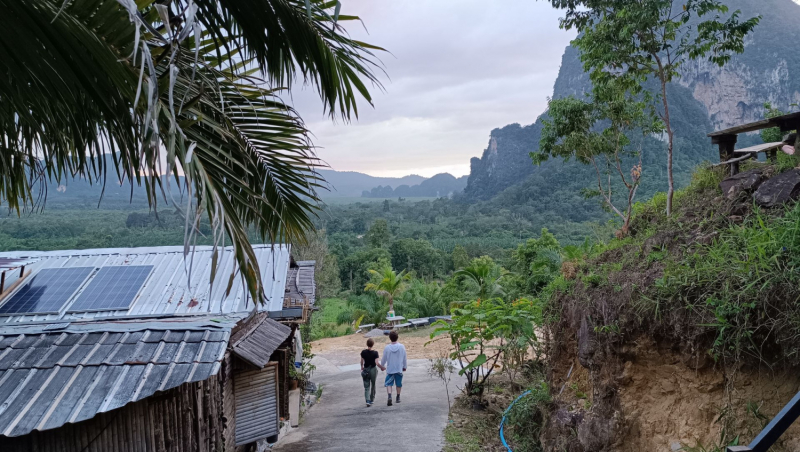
[0,267,94,315]
[68,265,153,312]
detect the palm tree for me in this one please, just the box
[1,0,382,300]
[455,260,507,301]
[397,279,447,317]
[336,294,388,329]
[364,266,410,314]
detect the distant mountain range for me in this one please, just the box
[316,170,426,198]
[360,173,468,198]
[31,167,433,209]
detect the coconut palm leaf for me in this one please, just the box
[364,265,410,312]
[455,261,509,301]
[0,0,382,301]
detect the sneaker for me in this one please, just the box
[396,395,401,403]
[366,402,371,407]
[387,398,393,406]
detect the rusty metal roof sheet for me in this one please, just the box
[0,316,237,437]
[0,245,291,324]
[230,314,291,368]
[0,259,35,271]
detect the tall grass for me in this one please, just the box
[656,201,800,363]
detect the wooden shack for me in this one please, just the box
[0,245,315,451]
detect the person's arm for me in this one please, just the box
[380,349,387,369]
[377,352,385,371]
[361,355,365,371]
[402,346,407,372]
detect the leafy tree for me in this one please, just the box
[364,265,410,313]
[339,248,391,293]
[511,229,564,296]
[292,229,341,298]
[451,245,470,271]
[390,238,444,279]
[441,276,468,310]
[760,103,789,144]
[548,0,760,215]
[455,257,508,301]
[366,219,391,249]
[430,298,541,398]
[2,0,382,300]
[537,83,662,235]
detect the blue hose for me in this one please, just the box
[499,390,532,452]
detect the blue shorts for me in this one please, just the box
[384,372,403,388]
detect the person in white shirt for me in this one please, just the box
[380,330,407,406]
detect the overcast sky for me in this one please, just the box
[290,1,576,178]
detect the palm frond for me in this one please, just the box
[0,0,383,302]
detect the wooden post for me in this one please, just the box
[713,134,739,176]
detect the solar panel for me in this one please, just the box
[0,267,94,315]
[67,265,153,312]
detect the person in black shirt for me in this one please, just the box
[360,339,385,406]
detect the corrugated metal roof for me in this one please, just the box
[230,314,291,368]
[285,261,316,306]
[0,245,291,324]
[0,316,238,437]
[297,262,316,305]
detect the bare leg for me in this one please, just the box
[396,387,402,395]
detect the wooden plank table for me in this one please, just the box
[385,316,406,329]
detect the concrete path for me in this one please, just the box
[274,357,461,452]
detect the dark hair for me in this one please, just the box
[366,338,374,348]
[389,330,399,342]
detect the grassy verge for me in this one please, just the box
[443,423,484,452]
[309,298,352,341]
[442,369,550,452]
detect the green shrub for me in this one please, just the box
[504,381,551,452]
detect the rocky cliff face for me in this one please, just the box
[463,122,544,200]
[463,0,800,202]
[678,0,800,130]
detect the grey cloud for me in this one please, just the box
[291,0,575,177]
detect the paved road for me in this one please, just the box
[274,357,461,452]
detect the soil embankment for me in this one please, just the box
[542,164,800,451]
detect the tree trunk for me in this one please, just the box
[659,71,675,216]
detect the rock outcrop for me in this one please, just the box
[753,169,800,207]
[719,168,767,199]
